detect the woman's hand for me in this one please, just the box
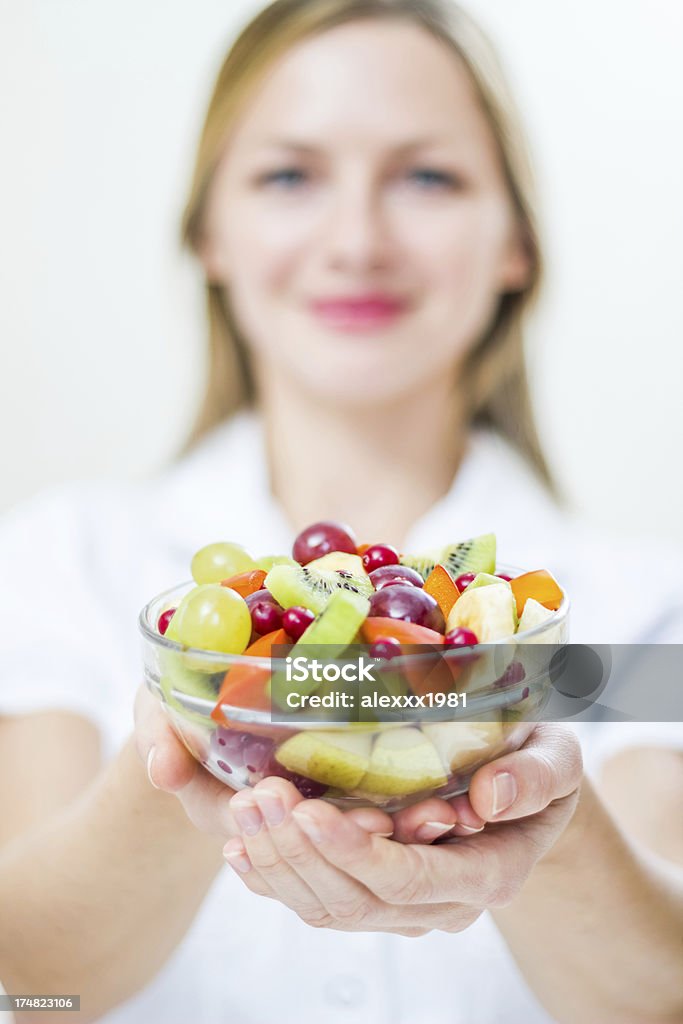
[133,685,391,838]
[222,724,583,936]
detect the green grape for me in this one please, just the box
[191,542,256,584]
[166,584,251,655]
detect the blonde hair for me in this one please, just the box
[181,0,557,494]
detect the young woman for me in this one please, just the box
[1,2,682,1022]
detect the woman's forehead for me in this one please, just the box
[228,19,489,152]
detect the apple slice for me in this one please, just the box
[359,727,447,796]
[275,730,373,789]
[446,583,517,642]
[422,716,503,774]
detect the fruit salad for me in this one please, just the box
[139,521,568,810]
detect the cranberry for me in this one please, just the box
[246,589,284,635]
[369,637,402,660]
[454,572,476,592]
[444,627,479,647]
[495,660,526,686]
[157,608,176,635]
[362,544,400,574]
[282,606,316,641]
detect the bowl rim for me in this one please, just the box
[139,565,570,726]
[136,565,569,667]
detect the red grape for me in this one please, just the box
[368,564,424,591]
[282,606,316,641]
[157,608,176,635]
[265,755,328,798]
[444,627,479,648]
[454,572,476,592]
[292,520,357,565]
[368,584,445,632]
[496,573,515,583]
[362,544,400,573]
[246,589,283,635]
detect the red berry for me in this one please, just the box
[246,590,283,635]
[454,572,476,592]
[368,564,424,591]
[496,573,514,583]
[292,520,357,565]
[282,606,316,641]
[495,660,525,686]
[369,637,402,660]
[444,627,479,647]
[157,608,176,635]
[362,544,400,573]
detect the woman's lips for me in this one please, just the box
[309,294,409,331]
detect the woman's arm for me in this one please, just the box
[0,716,224,1024]
[491,762,683,1024]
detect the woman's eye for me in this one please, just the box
[258,168,309,188]
[406,168,461,190]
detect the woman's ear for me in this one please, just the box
[499,224,533,293]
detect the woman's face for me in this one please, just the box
[201,19,530,405]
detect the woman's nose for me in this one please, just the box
[323,181,394,275]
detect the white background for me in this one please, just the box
[1,0,682,539]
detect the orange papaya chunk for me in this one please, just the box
[220,569,267,598]
[510,570,563,618]
[211,627,289,724]
[361,617,445,646]
[423,564,460,619]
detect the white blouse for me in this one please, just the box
[1,411,682,1024]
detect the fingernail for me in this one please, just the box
[292,809,323,844]
[254,789,285,827]
[415,821,454,842]
[453,823,484,835]
[492,772,517,816]
[233,800,263,836]
[375,831,394,838]
[223,841,251,874]
[146,747,160,789]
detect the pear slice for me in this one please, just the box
[446,582,517,641]
[359,727,447,796]
[275,730,373,789]
[422,716,503,774]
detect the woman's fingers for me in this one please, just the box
[133,685,197,791]
[467,723,584,823]
[228,778,357,925]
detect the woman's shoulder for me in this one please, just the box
[458,428,683,642]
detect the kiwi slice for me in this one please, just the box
[265,562,373,615]
[400,533,496,582]
[270,589,370,709]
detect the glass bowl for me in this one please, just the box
[139,567,569,812]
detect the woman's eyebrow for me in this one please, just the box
[255,135,455,153]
